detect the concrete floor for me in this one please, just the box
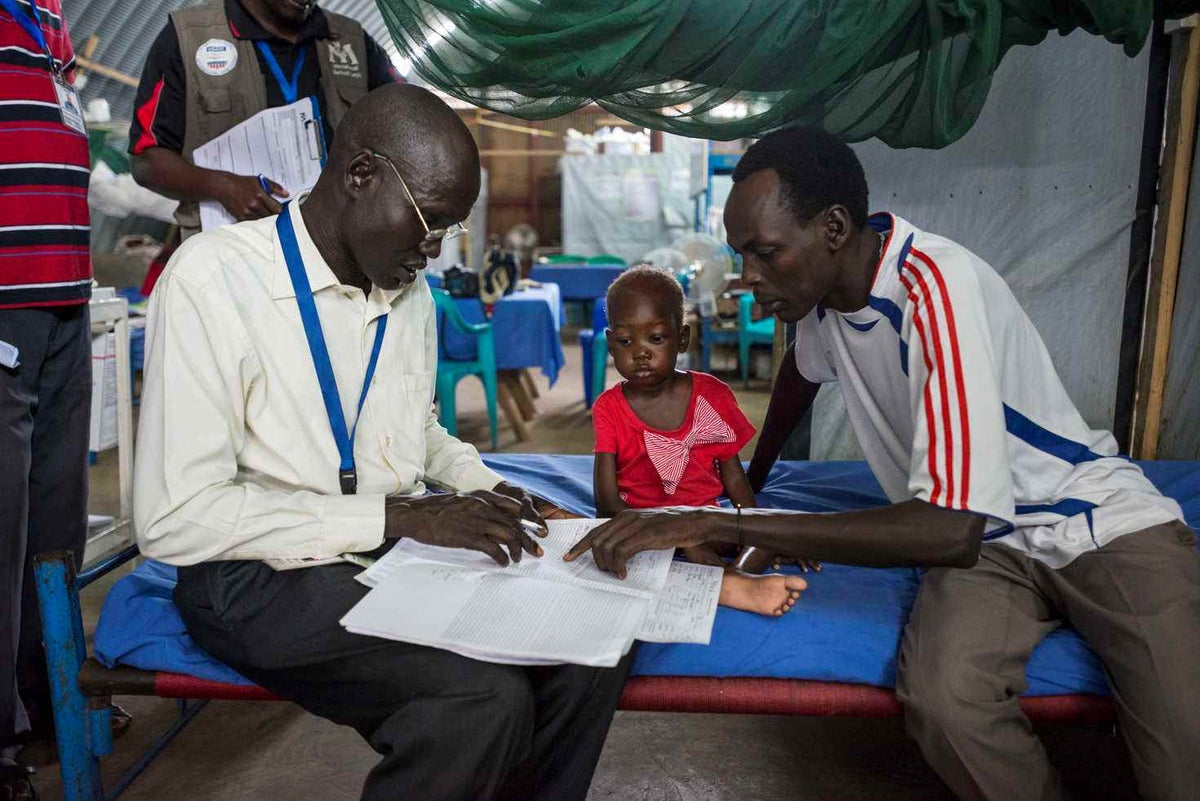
[41,332,1140,800]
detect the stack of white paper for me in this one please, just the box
[341,519,724,666]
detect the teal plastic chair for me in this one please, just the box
[585,254,626,265]
[431,289,499,449]
[738,292,776,387]
[578,297,608,407]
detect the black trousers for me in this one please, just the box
[176,560,634,801]
[0,306,91,745]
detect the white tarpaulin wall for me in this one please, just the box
[561,151,694,264]
[558,31,1172,460]
[810,30,1153,461]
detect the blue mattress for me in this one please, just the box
[94,457,1200,695]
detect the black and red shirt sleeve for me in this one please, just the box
[128,21,187,155]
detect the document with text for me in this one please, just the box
[341,518,722,665]
[192,97,324,232]
[635,561,723,645]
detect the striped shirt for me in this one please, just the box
[0,0,91,309]
[795,213,1183,568]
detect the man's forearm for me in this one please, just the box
[131,147,225,202]
[702,499,985,568]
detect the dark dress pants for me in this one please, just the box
[176,559,634,801]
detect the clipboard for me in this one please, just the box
[192,97,326,232]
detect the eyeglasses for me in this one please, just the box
[371,151,468,243]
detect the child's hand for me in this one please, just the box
[772,555,823,573]
[682,543,726,567]
[734,547,821,574]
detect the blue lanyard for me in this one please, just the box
[255,40,305,104]
[277,206,388,495]
[0,0,54,73]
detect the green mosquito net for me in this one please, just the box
[375,0,1186,148]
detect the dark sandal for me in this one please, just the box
[0,762,37,801]
[17,704,132,768]
[110,704,132,739]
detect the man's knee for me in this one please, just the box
[446,665,536,743]
[481,667,535,715]
[543,663,619,705]
[897,637,1005,736]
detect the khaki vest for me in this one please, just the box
[171,1,370,238]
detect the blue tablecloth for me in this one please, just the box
[93,457,1200,695]
[441,285,566,385]
[529,264,625,301]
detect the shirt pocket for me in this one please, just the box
[374,370,433,484]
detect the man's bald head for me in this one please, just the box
[304,84,481,293]
[327,83,480,205]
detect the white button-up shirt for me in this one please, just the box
[134,203,503,565]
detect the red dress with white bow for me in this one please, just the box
[592,372,756,509]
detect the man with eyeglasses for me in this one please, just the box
[133,84,633,801]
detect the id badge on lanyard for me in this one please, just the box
[53,75,85,134]
[0,0,85,134]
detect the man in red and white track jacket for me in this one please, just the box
[566,125,1200,801]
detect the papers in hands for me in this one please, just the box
[191,97,323,231]
[342,519,685,667]
[342,562,649,667]
[359,518,671,598]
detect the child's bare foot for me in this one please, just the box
[719,570,807,616]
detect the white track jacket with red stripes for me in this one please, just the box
[794,213,1182,568]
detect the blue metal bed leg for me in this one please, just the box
[103,700,209,801]
[88,702,113,757]
[34,550,102,801]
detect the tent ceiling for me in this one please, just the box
[61,0,408,139]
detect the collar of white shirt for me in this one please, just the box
[269,200,410,318]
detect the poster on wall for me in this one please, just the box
[622,170,660,221]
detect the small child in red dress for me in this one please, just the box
[592,267,807,616]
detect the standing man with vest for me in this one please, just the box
[129,0,399,240]
[1,0,92,797]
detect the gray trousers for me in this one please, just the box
[0,306,91,746]
[176,559,634,801]
[896,520,1200,801]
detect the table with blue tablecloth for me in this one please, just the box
[441,284,565,383]
[529,264,625,302]
[438,284,565,440]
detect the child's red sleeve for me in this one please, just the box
[592,393,619,453]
